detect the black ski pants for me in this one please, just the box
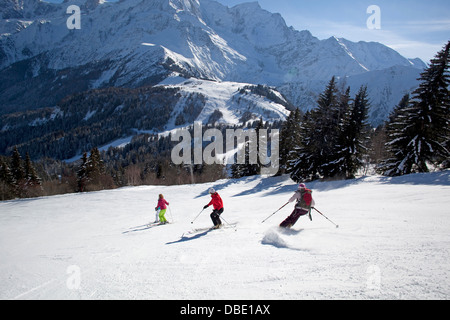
[210,208,224,226]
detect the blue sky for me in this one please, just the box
[45,0,450,62]
[218,0,449,62]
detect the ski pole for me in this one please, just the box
[262,202,290,223]
[219,215,237,231]
[313,207,339,228]
[191,208,205,224]
[168,205,174,223]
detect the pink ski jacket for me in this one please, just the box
[157,198,169,210]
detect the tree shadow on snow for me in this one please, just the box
[194,176,262,199]
[376,171,450,186]
[232,179,294,198]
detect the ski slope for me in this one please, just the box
[1,172,449,300]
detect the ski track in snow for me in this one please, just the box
[0,172,449,300]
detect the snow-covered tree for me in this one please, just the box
[314,76,343,178]
[289,79,372,182]
[289,77,341,181]
[288,110,317,182]
[278,108,302,175]
[230,119,263,178]
[289,77,351,181]
[381,41,450,176]
[379,94,412,176]
[77,148,108,192]
[331,86,370,179]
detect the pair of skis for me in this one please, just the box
[188,222,237,234]
[122,222,170,234]
[183,223,238,238]
[147,221,170,227]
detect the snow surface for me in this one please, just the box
[1,171,449,300]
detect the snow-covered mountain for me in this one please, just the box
[0,0,425,124]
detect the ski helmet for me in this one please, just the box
[298,183,306,189]
[209,188,216,194]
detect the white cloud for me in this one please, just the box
[386,41,444,63]
[286,15,445,62]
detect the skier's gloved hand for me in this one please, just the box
[203,205,209,209]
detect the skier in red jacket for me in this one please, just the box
[204,188,224,229]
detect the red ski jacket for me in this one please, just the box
[207,193,223,210]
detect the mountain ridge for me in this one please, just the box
[0,0,425,124]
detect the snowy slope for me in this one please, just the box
[159,77,291,127]
[1,171,449,300]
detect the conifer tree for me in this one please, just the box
[314,76,344,177]
[279,109,302,175]
[288,110,316,182]
[289,77,343,182]
[381,41,450,176]
[0,157,16,200]
[24,153,41,187]
[230,119,265,178]
[11,147,24,184]
[88,147,104,183]
[0,158,14,184]
[410,41,450,168]
[77,152,88,192]
[253,117,265,176]
[332,86,370,179]
[230,139,258,178]
[379,94,411,176]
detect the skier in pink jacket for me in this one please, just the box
[155,194,170,224]
[280,183,315,228]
